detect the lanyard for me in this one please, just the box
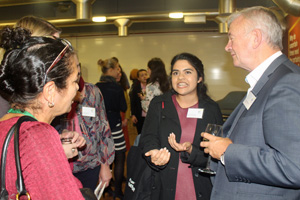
[7,108,37,120]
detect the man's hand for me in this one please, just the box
[200,132,232,160]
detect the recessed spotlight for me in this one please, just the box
[169,12,183,19]
[92,16,106,22]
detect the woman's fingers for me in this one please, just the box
[152,148,170,165]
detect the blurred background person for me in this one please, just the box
[117,65,131,150]
[139,52,223,200]
[96,58,127,199]
[129,68,139,86]
[113,56,130,90]
[68,67,114,191]
[15,15,62,37]
[113,57,131,150]
[0,27,85,199]
[140,57,170,114]
[130,69,148,135]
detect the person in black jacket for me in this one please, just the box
[129,69,148,134]
[139,52,223,200]
[96,58,127,199]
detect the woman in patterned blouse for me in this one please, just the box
[69,77,115,191]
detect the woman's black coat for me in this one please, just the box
[139,91,223,200]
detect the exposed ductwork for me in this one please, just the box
[215,0,236,33]
[0,0,68,7]
[272,0,300,16]
[0,0,235,35]
[0,0,288,36]
[0,0,95,21]
[72,0,95,21]
[0,12,219,30]
[114,19,132,37]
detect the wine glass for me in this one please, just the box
[198,123,223,175]
[60,118,75,143]
[60,118,79,156]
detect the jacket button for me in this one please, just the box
[197,192,202,198]
[194,172,199,177]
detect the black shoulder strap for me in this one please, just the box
[0,123,16,199]
[0,116,37,199]
[14,116,37,196]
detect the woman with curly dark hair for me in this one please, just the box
[0,16,61,118]
[0,27,85,199]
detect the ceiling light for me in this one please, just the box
[169,12,183,19]
[92,16,107,22]
[184,15,206,23]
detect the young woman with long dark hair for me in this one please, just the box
[139,53,223,200]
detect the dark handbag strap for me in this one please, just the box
[0,116,37,200]
[0,122,16,199]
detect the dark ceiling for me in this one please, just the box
[0,0,280,36]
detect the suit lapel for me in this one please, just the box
[224,54,288,138]
[251,54,287,96]
[223,100,246,138]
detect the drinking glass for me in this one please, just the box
[60,118,75,144]
[198,123,223,175]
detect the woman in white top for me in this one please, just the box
[140,57,170,113]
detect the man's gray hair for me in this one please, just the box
[228,6,285,50]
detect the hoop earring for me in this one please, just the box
[48,102,55,108]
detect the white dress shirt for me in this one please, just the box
[245,51,283,95]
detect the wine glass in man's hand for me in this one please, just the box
[198,123,223,175]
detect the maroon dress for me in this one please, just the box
[172,95,198,200]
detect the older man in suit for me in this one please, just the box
[201,6,300,200]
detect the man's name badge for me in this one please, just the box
[243,92,256,110]
[82,107,96,117]
[187,108,204,119]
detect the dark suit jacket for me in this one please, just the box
[211,54,300,200]
[140,91,223,200]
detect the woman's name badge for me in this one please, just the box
[187,108,204,119]
[82,107,96,117]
